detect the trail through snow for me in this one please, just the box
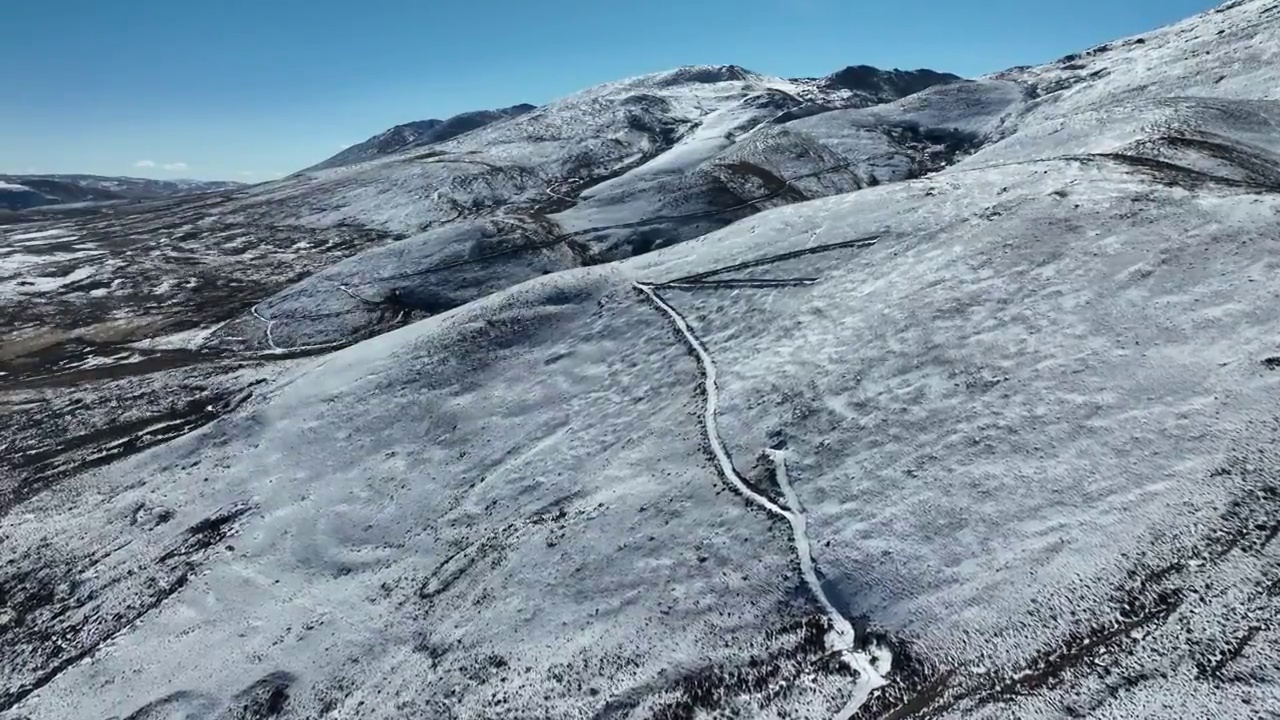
[635,281,890,717]
[769,449,892,719]
[247,301,352,356]
[250,302,280,350]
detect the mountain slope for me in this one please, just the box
[306,103,539,171]
[5,2,1280,719]
[193,64,964,352]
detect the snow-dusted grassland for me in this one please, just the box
[4,1,1280,718]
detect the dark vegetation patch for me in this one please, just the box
[591,615,850,720]
[160,501,256,562]
[0,193,403,360]
[1100,152,1280,194]
[718,162,810,203]
[1,382,256,517]
[1157,133,1280,188]
[118,691,223,719]
[110,671,295,720]
[0,341,229,389]
[417,497,588,606]
[216,671,296,720]
[1194,625,1263,681]
[657,234,879,285]
[882,125,985,179]
[0,500,258,713]
[744,451,787,508]
[824,66,964,103]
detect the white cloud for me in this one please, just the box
[338,143,351,150]
[133,160,188,172]
[237,171,257,178]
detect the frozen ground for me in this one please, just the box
[4,1,1280,718]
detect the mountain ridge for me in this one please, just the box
[0,173,245,211]
[304,65,962,174]
[306,103,538,171]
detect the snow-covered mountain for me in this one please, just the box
[307,104,539,171]
[307,67,960,175]
[809,64,964,102]
[186,64,963,352]
[5,1,1280,718]
[0,174,244,211]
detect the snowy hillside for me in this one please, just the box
[190,64,962,352]
[306,104,539,171]
[5,1,1280,718]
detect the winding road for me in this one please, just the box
[249,302,280,351]
[635,280,890,718]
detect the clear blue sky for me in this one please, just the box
[1,0,1221,181]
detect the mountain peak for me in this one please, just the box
[642,64,758,87]
[308,103,537,172]
[820,65,965,101]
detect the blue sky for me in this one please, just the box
[2,0,1221,181]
